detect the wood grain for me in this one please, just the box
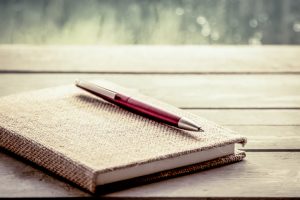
[1,45,300,73]
[0,74,299,108]
[0,151,299,197]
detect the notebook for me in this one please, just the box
[0,79,247,193]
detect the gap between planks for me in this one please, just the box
[1,70,300,75]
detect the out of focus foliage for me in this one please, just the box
[0,0,299,44]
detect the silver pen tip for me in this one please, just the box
[197,127,204,132]
[178,117,203,132]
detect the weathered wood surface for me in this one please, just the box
[0,45,300,73]
[0,74,299,108]
[0,45,299,198]
[0,151,299,197]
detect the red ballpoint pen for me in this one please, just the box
[75,80,202,132]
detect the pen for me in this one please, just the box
[75,80,203,132]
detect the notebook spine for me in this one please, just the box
[0,126,97,193]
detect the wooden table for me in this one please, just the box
[0,45,299,198]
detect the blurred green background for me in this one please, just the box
[0,0,299,44]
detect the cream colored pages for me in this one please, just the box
[0,79,247,192]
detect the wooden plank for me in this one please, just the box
[0,74,299,108]
[0,151,299,197]
[0,45,300,73]
[227,126,300,150]
[193,109,300,126]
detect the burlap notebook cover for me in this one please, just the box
[0,79,247,193]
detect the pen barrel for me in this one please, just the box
[114,94,181,126]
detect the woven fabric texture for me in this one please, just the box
[0,79,247,192]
